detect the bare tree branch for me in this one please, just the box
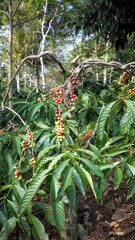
[1,51,66,108]
[12,0,23,20]
[4,106,32,134]
[13,13,45,27]
[74,59,135,74]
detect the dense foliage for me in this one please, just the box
[0,1,135,239]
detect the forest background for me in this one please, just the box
[0,0,135,239]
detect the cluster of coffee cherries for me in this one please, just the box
[21,132,35,152]
[121,85,135,105]
[30,157,36,165]
[51,85,64,104]
[14,167,21,180]
[0,128,6,134]
[55,107,65,142]
[118,70,128,85]
[72,74,80,86]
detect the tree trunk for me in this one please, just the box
[16,72,20,93]
[103,41,109,84]
[60,196,77,240]
[8,0,13,108]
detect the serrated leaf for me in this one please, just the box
[80,158,103,177]
[37,145,57,161]
[120,109,133,135]
[27,102,45,122]
[54,159,70,179]
[29,214,48,240]
[72,169,85,196]
[127,176,135,199]
[114,167,123,189]
[0,217,17,240]
[66,181,76,213]
[97,101,116,141]
[18,169,50,217]
[81,167,97,199]
[12,136,21,154]
[50,176,65,234]
[57,167,73,200]
[20,217,31,239]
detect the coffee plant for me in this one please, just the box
[1,71,135,239]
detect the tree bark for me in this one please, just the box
[8,0,13,108]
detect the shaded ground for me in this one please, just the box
[10,176,135,240]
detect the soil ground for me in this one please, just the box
[10,176,135,240]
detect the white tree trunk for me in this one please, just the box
[8,0,13,108]
[103,41,109,84]
[16,73,20,93]
[40,2,55,88]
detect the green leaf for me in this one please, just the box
[101,136,124,152]
[114,167,123,189]
[27,102,45,122]
[98,161,120,170]
[50,176,65,234]
[89,144,103,161]
[68,125,79,136]
[29,214,48,240]
[2,150,13,181]
[49,104,55,125]
[13,185,26,204]
[120,109,133,135]
[127,163,135,176]
[37,145,57,161]
[127,176,135,199]
[0,184,12,193]
[75,165,88,188]
[125,100,135,121]
[82,92,89,109]
[0,217,17,240]
[66,181,76,213]
[80,158,103,177]
[107,101,121,132]
[54,159,70,179]
[18,169,50,217]
[34,118,51,129]
[12,135,21,155]
[7,200,18,217]
[20,217,31,239]
[105,149,129,157]
[72,169,85,196]
[34,202,55,226]
[97,101,116,141]
[81,167,97,199]
[57,167,73,200]
[76,148,101,161]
